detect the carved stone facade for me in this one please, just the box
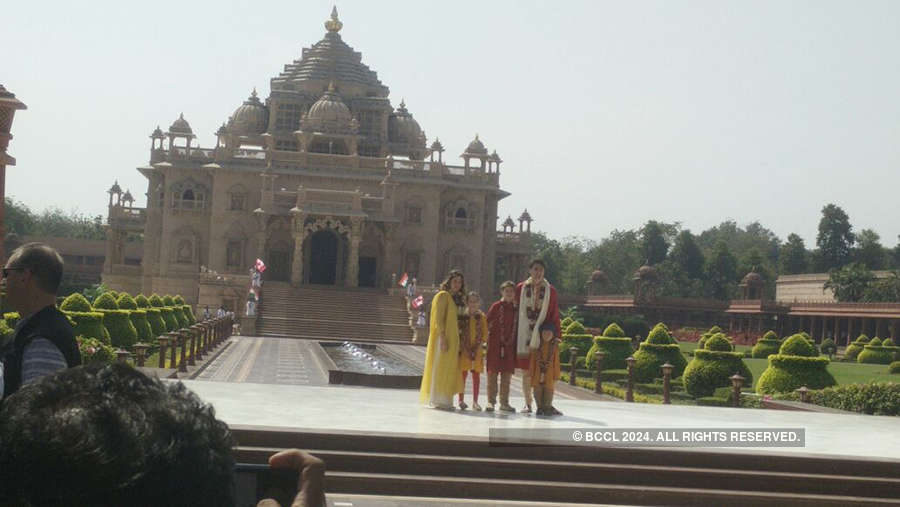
[103,9,516,308]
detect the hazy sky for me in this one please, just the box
[4,1,899,248]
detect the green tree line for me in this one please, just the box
[4,197,106,241]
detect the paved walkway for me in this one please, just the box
[195,337,329,385]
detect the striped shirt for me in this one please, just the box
[21,337,68,386]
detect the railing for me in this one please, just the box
[234,148,266,160]
[108,206,147,228]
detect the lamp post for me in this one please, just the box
[661,362,673,405]
[133,343,149,367]
[625,356,636,402]
[568,347,578,386]
[594,350,606,394]
[730,373,745,408]
[794,385,810,403]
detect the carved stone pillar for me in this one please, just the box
[290,209,307,286]
[345,217,363,287]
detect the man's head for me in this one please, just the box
[499,281,515,302]
[0,363,235,507]
[3,242,64,313]
[529,259,546,283]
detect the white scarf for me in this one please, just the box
[517,277,551,355]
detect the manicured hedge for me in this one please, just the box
[159,307,178,332]
[173,295,186,305]
[145,308,166,336]
[64,311,109,344]
[586,336,632,371]
[3,312,20,328]
[683,348,753,398]
[560,334,593,363]
[889,362,900,374]
[560,317,574,330]
[704,333,733,351]
[172,306,189,329]
[565,320,587,335]
[0,320,13,342]
[845,335,870,361]
[756,354,836,394]
[183,305,196,325]
[93,292,119,310]
[129,309,154,343]
[784,382,900,416]
[135,294,151,308]
[820,338,837,357]
[148,294,165,308]
[858,344,896,365]
[77,336,116,364]
[632,323,687,382]
[780,334,817,357]
[117,293,138,310]
[162,295,177,307]
[60,293,93,312]
[98,309,138,348]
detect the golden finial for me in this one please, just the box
[327,81,336,93]
[325,6,343,33]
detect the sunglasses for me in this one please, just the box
[2,267,26,278]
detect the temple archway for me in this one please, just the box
[308,230,339,285]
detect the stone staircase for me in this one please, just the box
[257,282,414,343]
[232,427,900,506]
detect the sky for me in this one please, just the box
[4,0,900,248]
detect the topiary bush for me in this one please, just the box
[631,323,687,382]
[756,333,836,395]
[76,336,116,364]
[116,293,138,310]
[145,308,166,337]
[882,338,895,347]
[601,323,627,338]
[171,306,189,329]
[560,317,574,330]
[858,341,895,365]
[162,294,176,307]
[98,309,138,348]
[64,311,109,344]
[135,294,151,308]
[129,309,154,343]
[183,305,196,325]
[889,362,900,374]
[868,337,883,347]
[565,320,587,335]
[585,322,632,370]
[148,294,164,308]
[752,331,782,359]
[60,293,93,312]
[560,334,593,363]
[0,320,14,344]
[93,292,119,310]
[820,338,837,358]
[704,333,733,351]
[3,312,20,329]
[173,295,186,305]
[683,348,754,398]
[780,334,816,357]
[159,307,178,332]
[845,334,870,361]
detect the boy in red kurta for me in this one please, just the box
[485,281,518,412]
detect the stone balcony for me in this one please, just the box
[107,205,147,231]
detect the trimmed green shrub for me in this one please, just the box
[129,309,154,343]
[77,336,116,364]
[586,336,632,371]
[683,348,753,398]
[780,334,816,357]
[756,355,836,394]
[117,293,138,310]
[60,293,93,312]
[0,320,14,343]
[759,330,777,341]
[148,294,164,308]
[752,333,781,359]
[889,362,900,374]
[135,294,151,308]
[704,333,733,351]
[786,382,900,416]
[93,292,119,310]
[172,306,189,329]
[98,310,138,348]
[64,311,109,344]
[602,323,626,337]
[560,316,574,330]
[183,305,196,325]
[632,323,687,382]
[145,308,166,337]
[162,295,176,307]
[708,325,723,334]
[882,338,895,347]
[3,312,20,328]
[159,307,178,332]
[820,338,837,357]
[560,334,593,363]
[173,295,186,305]
[565,320,587,335]
[845,334,870,361]
[858,344,895,365]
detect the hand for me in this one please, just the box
[257,449,326,507]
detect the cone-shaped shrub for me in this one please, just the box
[162,295,176,307]
[148,294,164,308]
[65,312,108,344]
[172,306,189,329]
[632,323,687,382]
[145,308,166,336]
[99,309,138,348]
[820,338,837,357]
[173,295,186,305]
[183,305,196,325]
[3,312,20,328]
[135,294,151,308]
[93,292,119,310]
[117,293,138,310]
[129,309,153,343]
[752,330,781,358]
[757,334,836,394]
[565,320,586,335]
[868,337,882,347]
[889,362,900,374]
[60,293,92,312]
[704,333,733,351]
[845,334,870,361]
[560,317,574,330]
[159,307,178,332]
[684,334,754,397]
[587,322,632,370]
[858,337,895,365]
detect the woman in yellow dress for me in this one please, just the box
[458,291,487,411]
[419,270,466,409]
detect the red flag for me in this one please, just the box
[255,258,267,273]
[411,295,424,309]
[398,273,409,287]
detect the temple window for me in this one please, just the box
[226,240,243,268]
[275,103,304,131]
[455,208,467,219]
[229,193,245,211]
[170,178,209,211]
[406,205,422,225]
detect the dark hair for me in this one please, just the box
[529,258,546,270]
[7,242,64,293]
[499,280,515,290]
[0,363,235,506]
[439,269,466,294]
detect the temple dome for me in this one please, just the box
[463,134,488,156]
[299,83,358,135]
[227,89,269,136]
[388,100,422,144]
[634,264,659,281]
[741,270,764,287]
[167,113,193,136]
[591,269,608,283]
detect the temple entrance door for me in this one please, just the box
[309,230,338,285]
[267,248,291,282]
[358,257,377,287]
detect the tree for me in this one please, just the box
[855,229,885,270]
[737,248,774,294]
[705,240,737,300]
[890,235,900,269]
[586,229,643,294]
[824,263,874,302]
[641,220,669,265]
[780,233,808,275]
[862,270,900,302]
[816,204,855,271]
[669,230,704,279]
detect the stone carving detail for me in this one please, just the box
[303,216,350,239]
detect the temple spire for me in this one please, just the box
[325,6,343,33]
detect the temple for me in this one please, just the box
[103,8,531,309]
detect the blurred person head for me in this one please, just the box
[3,243,63,315]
